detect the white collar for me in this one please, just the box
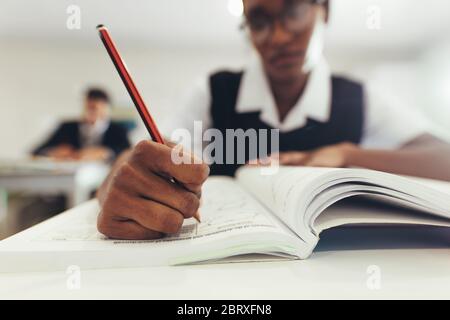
[235,56,331,132]
[81,119,110,135]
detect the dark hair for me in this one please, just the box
[85,88,110,103]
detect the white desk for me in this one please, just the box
[0,201,449,299]
[0,160,109,220]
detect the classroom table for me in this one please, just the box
[0,160,110,220]
[0,200,448,300]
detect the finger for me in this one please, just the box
[303,153,324,167]
[261,154,280,166]
[245,159,263,166]
[246,156,275,166]
[114,164,200,219]
[181,183,202,198]
[131,200,185,235]
[97,215,164,240]
[278,152,309,165]
[131,140,210,188]
[101,189,185,234]
[277,152,293,163]
[304,158,321,167]
[304,155,335,168]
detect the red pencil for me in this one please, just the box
[97,24,201,222]
[97,25,163,143]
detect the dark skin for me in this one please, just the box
[97,0,450,240]
[97,141,209,239]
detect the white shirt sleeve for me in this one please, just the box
[159,76,212,156]
[360,84,433,150]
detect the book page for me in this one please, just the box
[31,177,287,245]
[0,177,305,271]
[236,166,335,239]
[237,167,450,242]
[314,196,450,233]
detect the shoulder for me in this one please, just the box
[328,75,365,120]
[107,122,128,134]
[180,69,245,108]
[330,75,364,98]
[209,70,244,83]
[209,70,244,102]
[57,120,80,132]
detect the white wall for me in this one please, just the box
[1,39,450,159]
[417,41,450,128]
[0,41,250,158]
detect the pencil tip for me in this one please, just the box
[96,24,105,30]
[194,211,201,223]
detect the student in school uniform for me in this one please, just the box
[95,0,450,240]
[33,88,130,161]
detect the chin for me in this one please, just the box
[268,62,305,83]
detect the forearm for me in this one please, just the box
[346,146,450,181]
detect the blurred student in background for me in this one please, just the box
[33,88,130,161]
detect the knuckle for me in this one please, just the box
[187,163,210,184]
[135,140,151,153]
[101,188,119,213]
[101,187,130,216]
[185,184,202,197]
[115,163,135,181]
[114,164,149,195]
[152,148,171,172]
[134,142,170,174]
[133,140,153,163]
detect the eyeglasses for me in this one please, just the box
[242,0,326,44]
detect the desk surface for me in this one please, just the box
[0,160,110,207]
[0,247,449,299]
[0,201,449,300]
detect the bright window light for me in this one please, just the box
[228,0,243,17]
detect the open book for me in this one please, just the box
[1,166,450,272]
